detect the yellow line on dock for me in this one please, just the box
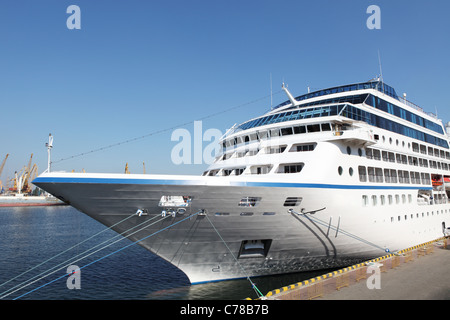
[257,236,449,300]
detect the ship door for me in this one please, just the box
[443,222,446,235]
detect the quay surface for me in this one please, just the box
[263,237,450,300]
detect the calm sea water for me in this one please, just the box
[0,206,325,300]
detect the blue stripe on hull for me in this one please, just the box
[33,176,431,191]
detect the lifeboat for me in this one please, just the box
[432,175,443,186]
[444,176,450,190]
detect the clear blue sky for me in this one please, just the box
[1,0,450,182]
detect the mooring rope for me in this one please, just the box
[51,91,283,166]
[0,213,172,300]
[205,214,264,299]
[8,210,202,300]
[289,209,389,253]
[0,212,137,292]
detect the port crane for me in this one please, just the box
[0,154,9,193]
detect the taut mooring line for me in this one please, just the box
[10,210,203,300]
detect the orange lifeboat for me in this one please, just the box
[432,176,443,186]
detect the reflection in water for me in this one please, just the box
[146,269,336,300]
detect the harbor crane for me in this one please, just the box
[0,154,9,193]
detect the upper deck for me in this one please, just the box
[225,79,448,149]
[272,79,399,111]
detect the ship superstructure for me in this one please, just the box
[33,79,450,283]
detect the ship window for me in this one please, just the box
[250,165,272,175]
[375,168,383,182]
[208,170,219,176]
[359,166,367,182]
[371,195,377,206]
[368,167,375,182]
[321,123,331,131]
[307,124,321,133]
[263,212,276,216]
[388,152,395,162]
[362,195,369,206]
[240,212,254,216]
[238,197,261,207]
[373,149,381,160]
[267,145,286,154]
[257,130,268,140]
[390,170,398,183]
[215,212,230,216]
[384,169,391,183]
[293,126,306,134]
[281,127,293,136]
[270,128,280,137]
[283,197,302,206]
[280,163,304,174]
[291,143,316,152]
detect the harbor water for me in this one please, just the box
[0,206,326,300]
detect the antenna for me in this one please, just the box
[377,50,385,93]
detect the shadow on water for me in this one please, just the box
[146,269,338,300]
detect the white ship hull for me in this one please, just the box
[33,171,449,283]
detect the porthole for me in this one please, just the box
[338,166,343,175]
[349,167,354,176]
[346,146,351,155]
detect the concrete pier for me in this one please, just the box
[263,237,450,300]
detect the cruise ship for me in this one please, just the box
[33,78,450,284]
